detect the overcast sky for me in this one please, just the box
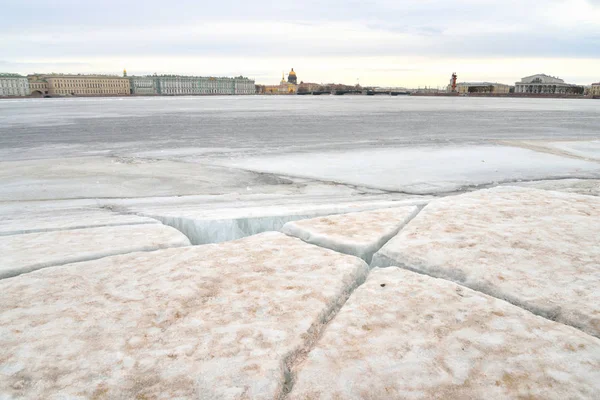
[2,0,599,86]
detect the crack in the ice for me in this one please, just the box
[277,266,369,400]
[371,254,600,340]
[277,206,426,398]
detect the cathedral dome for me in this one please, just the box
[287,68,297,84]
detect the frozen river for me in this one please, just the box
[1,96,599,161]
[0,95,599,202]
[2,96,600,399]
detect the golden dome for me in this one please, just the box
[289,68,296,76]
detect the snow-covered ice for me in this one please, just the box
[0,232,368,399]
[289,268,600,400]
[545,140,600,161]
[372,187,600,337]
[0,224,190,279]
[0,156,297,201]
[281,206,419,262]
[132,200,421,245]
[222,145,600,194]
[507,178,600,197]
[0,208,157,236]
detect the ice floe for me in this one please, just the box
[289,268,600,400]
[282,206,419,262]
[372,187,600,337]
[0,224,190,279]
[0,156,300,201]
[0,232,368,399]
[221,145,600,194]
[0,208,157,236]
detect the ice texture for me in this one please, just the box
[135,201,415,245]
[546,140,600,161]
[0,156,299,201]
[0,208,157,236]
[0,232,369,399]
[0,224,190,279]
[372,187,600,337]
[223,145,600,194]
[281,206,419,262]
[507,178,600,197]
[289,268,600,400]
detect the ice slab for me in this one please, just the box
[546,140,600,161]
[222,145,600,194]
[0,156,298,201]
[133,200,421,245]
[508,178,600,197]
[506,140,600,162]
[0,232,369,399]
[0,224,190,279]
[0,208,157,236]
[372,187,600,337]
[289,268,600,400]
[282,206,419,262]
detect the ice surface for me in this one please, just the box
[134,200,421,245]
[0,208,157,236]
[289,268,600,400]
[372,187,600,337]
[282,206,419,262]
[546,140,600,161]
[507,178,600,197]
[222,145,600,194]
[0,232,369,399]
[0,224,190,279]
[0,156,298,201]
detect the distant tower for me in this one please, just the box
[123,68,127,77]
[287,68,297,84]
[450,72,457,92]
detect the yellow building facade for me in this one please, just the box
[28,74,130,96]
[260,69,298,95]
[591,83,600,97]
[456,82,511,94]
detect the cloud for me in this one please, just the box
[1,0,599,85]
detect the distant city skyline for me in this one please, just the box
[2,0,600,87]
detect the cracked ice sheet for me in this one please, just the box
[289,268,600,400]
[0,224,190,279]
[0,208,158,236]
[372,187,600,337]
[221,145,600,194]
[0,232,369,399]
[282,206,419,263]
[131,200,425,245]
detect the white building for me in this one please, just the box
[0,73,30,96]
[133,75,256,95]
[233,76,256,95]
[591,82,600,97]
[515,74,583,95]
[129,76,158,95]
